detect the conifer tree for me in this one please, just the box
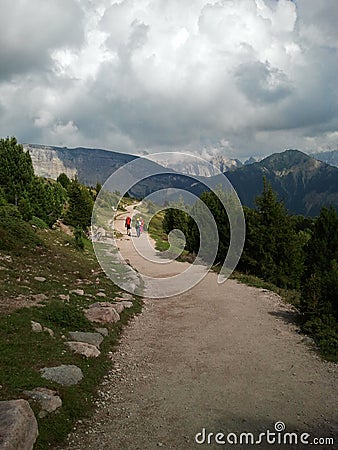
[65,178,94,230]
[0,137,34,205]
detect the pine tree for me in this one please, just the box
[0,137,34,205]
[65,178,94,230]
[244,178,303,288]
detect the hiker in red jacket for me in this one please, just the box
[125,216,131,236]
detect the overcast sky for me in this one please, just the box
[0,0,337,159]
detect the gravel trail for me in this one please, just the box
[60,206,337,450]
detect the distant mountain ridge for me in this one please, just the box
[24,144,338,216]
[225,149,338,216]
[311,150,338,168]
[24,144,137,186]
[160,155,242,177]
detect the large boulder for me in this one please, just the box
[0,399,38,450]
[40,365,83,386]
[84,302,120,324]
[68,331,103,348]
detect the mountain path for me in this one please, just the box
[59,205,337,449]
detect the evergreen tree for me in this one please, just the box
[57,173,71,190]
[301,206,338,320]
[241,178,303,288]
[65,178,94,230]
[0,137,34,205]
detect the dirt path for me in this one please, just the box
[61,206,337,449]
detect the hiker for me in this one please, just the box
[135,217,141,237]
[140,217,144,234]
[125,216,131,236]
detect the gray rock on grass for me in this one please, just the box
[23,388,62,418]
[66,341,101,358]
[0,399,38,450]
[121,301,133,309]
[95,328,109,336]
[31,321,43,332]
[40,365,83,386]
[68,331,104,348]
[69,289,84,296]
[85,302,120,324]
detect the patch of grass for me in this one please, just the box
[0,205,41,253]
[230,271,301,307]
[148,211,169,251]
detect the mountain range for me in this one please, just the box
[24,144,338,216]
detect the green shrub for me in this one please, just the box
[30,216,49,229]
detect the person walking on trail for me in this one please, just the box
[135,217,141,237]
[125,216,131,236]
[140,217,144,234]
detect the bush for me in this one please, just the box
[74,227,86,250]
[30,216,49,229]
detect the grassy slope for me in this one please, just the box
[0,225,142,449]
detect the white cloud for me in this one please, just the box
[0,0,337,157]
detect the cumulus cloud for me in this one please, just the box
[0,0,337,158]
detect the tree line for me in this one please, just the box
[163,180,338,360]
[0,137,97,239]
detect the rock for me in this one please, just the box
[95,328,109,336]
[23,388,62,416]
[85,303,120,324]
[302,336,315,346]
[89,302,115,308]
[40,365,83,386]
[31,321,43,332]
[34,277,46,282]
[66,341,101,357]
[96,292,106,298]
[0,399,38,450]
[121,301,133,309]
[69,289,84,296]
[68,331,103,348]
[30,294,48,302]
[43,327,54,337]
[113,303,125,314]
[59,294,70,301]
[66,342,101,358]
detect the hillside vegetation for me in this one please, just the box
[0,137,142,449]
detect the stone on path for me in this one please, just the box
[66,341,101,358]
[40,365,83,386]
[23,388,62,418]
[0,399,38,450]
[85,302,120,324]
[68,331,104,347]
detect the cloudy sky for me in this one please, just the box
[0,0,337,159]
